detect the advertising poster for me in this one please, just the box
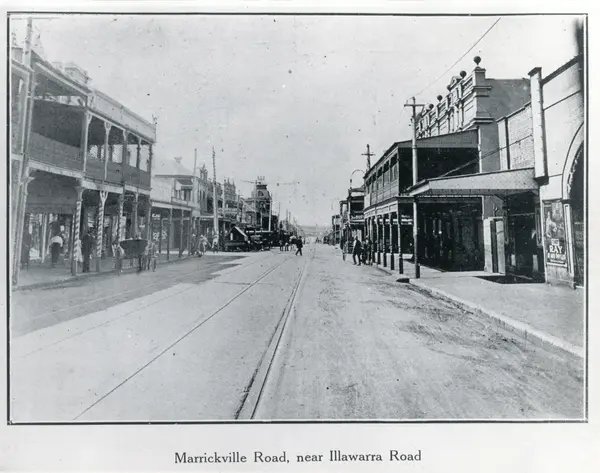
[543,201,567,267]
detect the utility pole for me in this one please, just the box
[223,177,226,217]
[362,144,375,170]
[268,194,272,232]
[23,17,33,67]
[193,149,198,236]
[194,148,198,177]
[13,17,35,285]
[404,97,425,279]
[212,147,218,239]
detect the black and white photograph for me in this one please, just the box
[7,7,587,432]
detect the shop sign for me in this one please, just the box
[401,215,413,225]
[543,202,567,267]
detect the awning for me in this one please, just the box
[233,226,248,239]
[407,167,538,197]
[178,179,194,188]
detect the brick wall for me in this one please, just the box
[497,104,534,171]
[507,104,534,169]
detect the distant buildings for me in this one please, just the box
[151,157,247,254]
[339,186,365,244]
[243,178,274,230]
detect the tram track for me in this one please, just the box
[72,253,292,421]
[235,247,313,420]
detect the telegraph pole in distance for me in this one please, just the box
[268,194,272,232]
[404,97,425,279]
[212,147,218,239]
[361,144,375,170]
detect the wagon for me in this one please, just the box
[225,226,250,252]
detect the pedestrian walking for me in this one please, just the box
[340,235,346,261]
[190,233,197,256]
[362,238,370,265]
[352,236,362,266]
[200,234,207,255]
[295,235,303,256]
[112,239,122,272]
[49,232,64,268]
[212,234,219,253]
[146,238,158,271]
[81,230,93,273]
[135,234,145,272]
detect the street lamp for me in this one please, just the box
[349,169,365,189]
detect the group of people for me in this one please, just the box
[20,225,225,275]
[341,235,373,267]
[279,235,304,256]
[189,233,217,256]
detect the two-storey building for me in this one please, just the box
[342,186,365,243]
[151,156,245,253]
[243,179,272,230]
[363,56,531,273]
[151,157,197,257]
[406,55,584,287]
[11,44,156,284]
[331,214,342,246]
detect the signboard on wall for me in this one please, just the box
[543,201,567,267]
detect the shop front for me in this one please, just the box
[23,171,79,268]
[407,167,539,276]
[504,192,544,280]
[417,200,484,271]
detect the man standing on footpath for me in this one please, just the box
[352,235,362,266]
[81,230,94,273]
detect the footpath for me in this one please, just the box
[13,249,244,292]
[344,249,584,359]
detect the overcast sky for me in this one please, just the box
[11,14,581,227]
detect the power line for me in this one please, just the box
[409,17,502,101]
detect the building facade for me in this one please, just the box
[363,56,532,274]
[406,55,584,287]
[152,157,245,253]
[533,55,584,287]
[151,158,197,257]
[341,186,365,243]
[11,44,156,284]
[243,178,273,230]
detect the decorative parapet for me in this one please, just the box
[90,89,156,143]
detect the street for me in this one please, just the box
[10,245,583,422]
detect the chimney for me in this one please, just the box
[64,62,90,86]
